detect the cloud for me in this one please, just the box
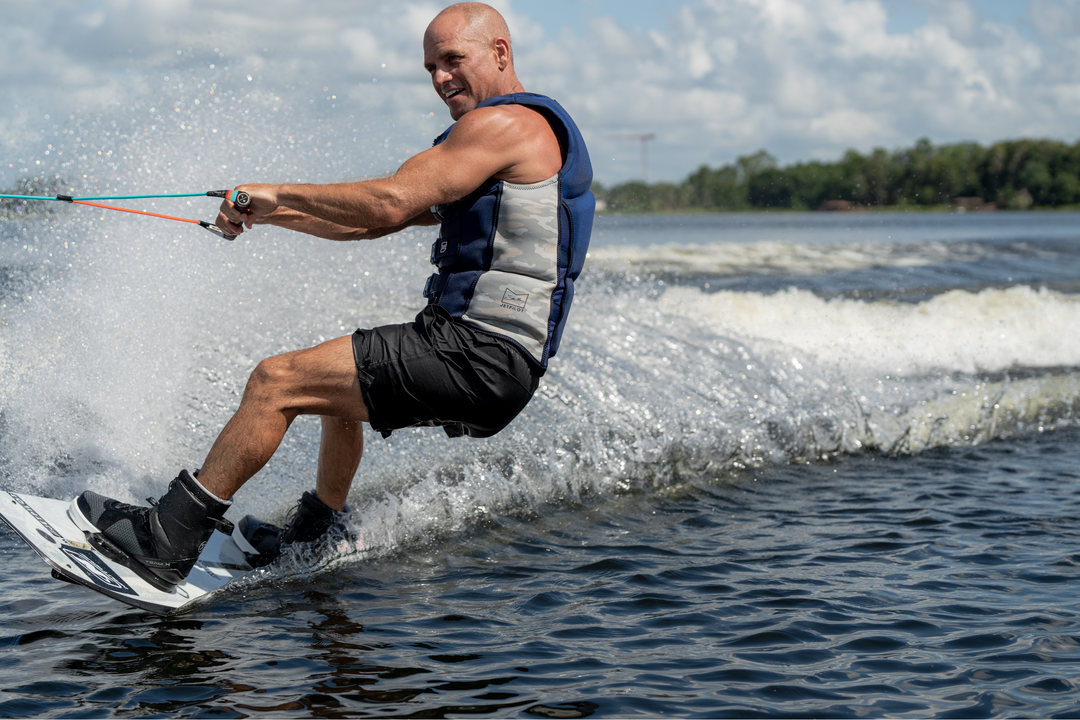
[1,0,1079,186]
[1030,0,1080,37]
[524,0,1077,180]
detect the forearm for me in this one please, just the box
[256,207,366,240]
[274,179,418,230]
[258,206,437,241]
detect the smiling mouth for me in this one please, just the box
[444,88,463,100]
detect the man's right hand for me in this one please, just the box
[215,184,281,235]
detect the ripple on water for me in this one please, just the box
[2,431,1080,716]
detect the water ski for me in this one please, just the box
[0,490,257,615]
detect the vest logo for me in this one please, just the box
[60,545,138,595]
[501,288,529,312]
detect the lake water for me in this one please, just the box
[3,204,1080,717]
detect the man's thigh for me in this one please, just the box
[262,335,370,422]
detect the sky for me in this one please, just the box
[2,0,1080,186]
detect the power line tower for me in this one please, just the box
[612,133,656,182]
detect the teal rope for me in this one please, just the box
[0,191,237,202]
[71,193,215,201]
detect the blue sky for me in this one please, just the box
[881,0,1027,32]
[2,0,1079,185]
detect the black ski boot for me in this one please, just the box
[237,491,347,567]
[68,470,233,592]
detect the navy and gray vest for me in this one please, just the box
[423,92,594,371]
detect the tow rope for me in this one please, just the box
[0,190,251,240]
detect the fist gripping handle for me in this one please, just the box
[201,189,253,240]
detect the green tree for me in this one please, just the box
[592,136,1080,213]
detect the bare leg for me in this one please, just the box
[196,335,369,503]
[316,417,363,511]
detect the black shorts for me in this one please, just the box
[351,305,540,438]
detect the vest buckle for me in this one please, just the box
[430,237,450,266]
[423,273,438,300]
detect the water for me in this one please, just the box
[2,435,1080,717]
[4,85,1080,716]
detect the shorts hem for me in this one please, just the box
[351,329,395,438]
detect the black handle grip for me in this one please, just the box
[200,221,236,240]
[234,191,251,211]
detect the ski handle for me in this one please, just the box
[204,189,252,240]
[207,189,252,211]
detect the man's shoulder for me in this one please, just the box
[447,103,550,143]
[462,101,545,122]
[430,93,568,187]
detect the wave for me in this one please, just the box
[588,238,1006,277]
[248,275,1080,559]
[4,206,1080,566]
[587,232,1080,299]
[656,284,1080,376]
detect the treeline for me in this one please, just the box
[593,138,1080,212]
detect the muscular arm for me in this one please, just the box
[217,104,562,237]
[251,207,438,241]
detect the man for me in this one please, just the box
[68,2,594,592]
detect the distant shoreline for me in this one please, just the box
[592,138,1080,215]
[593,204,1080,216]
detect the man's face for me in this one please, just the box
[423,15,504,121]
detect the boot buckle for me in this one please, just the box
[209,517,235,535]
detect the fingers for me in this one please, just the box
[218,198,240,226]
[218,193,247,226]
[215,210,245,236]
[218,184,278,227]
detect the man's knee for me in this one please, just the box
[244,353,300,402]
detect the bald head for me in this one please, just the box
[429,3,513,61]
[423,2,523,120]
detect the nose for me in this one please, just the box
[433,67,453,86]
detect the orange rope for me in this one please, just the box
[71,200,202,225]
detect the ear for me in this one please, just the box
[493,36,511,70]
